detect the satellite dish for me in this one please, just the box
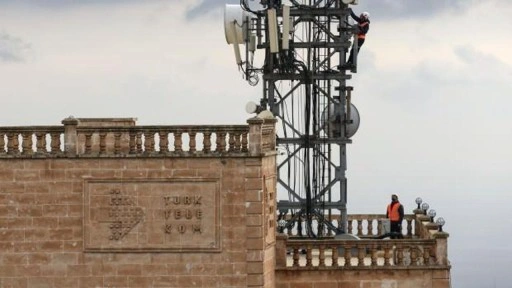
[224,4,248,45]
[321,103,360,138]
[245,101,258,114]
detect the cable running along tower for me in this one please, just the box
[225,0,362,238]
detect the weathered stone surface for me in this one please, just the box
[84,179,220,252]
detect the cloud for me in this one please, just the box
[354,0,487,20]
[184,0,512,21]
[0,32,33,63]
[0,0,141,7]
[186,0,239,20]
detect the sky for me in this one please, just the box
[1,0,511,287]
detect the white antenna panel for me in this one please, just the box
[224,5,248,45]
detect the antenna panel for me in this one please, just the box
[224,5,248,45]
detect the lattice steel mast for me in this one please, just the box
[227,0,361,237]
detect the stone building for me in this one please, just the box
[0,116,450,287]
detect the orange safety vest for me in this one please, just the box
[387,202,402,222]
[358,22,369,39]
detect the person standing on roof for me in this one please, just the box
[344,8,370,67]
[386,194,404,239]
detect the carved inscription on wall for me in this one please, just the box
[84,179,220,252]
[163,196,202,235]
[108,189,144,240]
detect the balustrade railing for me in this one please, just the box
[0,126,64,156]
[276,211,450,270]
[281,239,437,268]
[281,214,415,238]
[0,116,278,158]
[75,126,249,156]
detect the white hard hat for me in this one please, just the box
[361,11,370,19]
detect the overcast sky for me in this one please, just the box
[1,1,511,287]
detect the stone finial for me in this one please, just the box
[61,116,79,125]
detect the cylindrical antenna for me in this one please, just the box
[267,9,279,53]
[282,5,290,50]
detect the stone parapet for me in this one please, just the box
[0,117,280,158]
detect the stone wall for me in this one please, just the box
[275,269,451,288]
[0,156,273,288]
[0,116,278,288]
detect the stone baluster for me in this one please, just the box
[343,244,351,267]
[407,218,413,237]
[35,132,46,154]
[203,132,212,153]
[21,132,33,155]
[306,245,312,267]
[241,131,248,152]
[7,133,17,154]
[84,133,93,154]
[368,219,374,236]
[370,244,377,267]
[114,132,122,154]
[411,246,419,266]
[174,131,182,153]
[347,220,353,234]
[228,132,235,152]
[159,131,168,154]
[357,219,363,236]
[99,132,107,155]
[129,131,137,154]
[396,246,403,266]
[384,244,392,266]
[216,131,226,152]
[136,132,142,153]
[0,133,4,154]
[331,245,339,267]
[189,132,196,152]
[144,131,155,153]
[377,219,383,235]
[357,244,365,267]
[318,245,325,267]
[62,116,78,156]
[423,245,431,265]
[234,132,241,152]
[292,247,300,267]
[50,132,61,154]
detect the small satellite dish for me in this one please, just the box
[245,101,258,114]
[224,4,248,45]
[321,103,360,138]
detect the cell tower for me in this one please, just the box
[225,0,362,238]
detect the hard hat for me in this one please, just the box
[361,11,370,19]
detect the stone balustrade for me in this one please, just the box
[0,126,64,156]
[0,116,277,158]
[281,214,416,238]
[279,238,437,268]
[276,212,450,269]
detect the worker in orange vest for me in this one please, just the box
[386,194,404,239]
[344,9,370,68]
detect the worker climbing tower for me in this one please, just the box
[225,0,361,237]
